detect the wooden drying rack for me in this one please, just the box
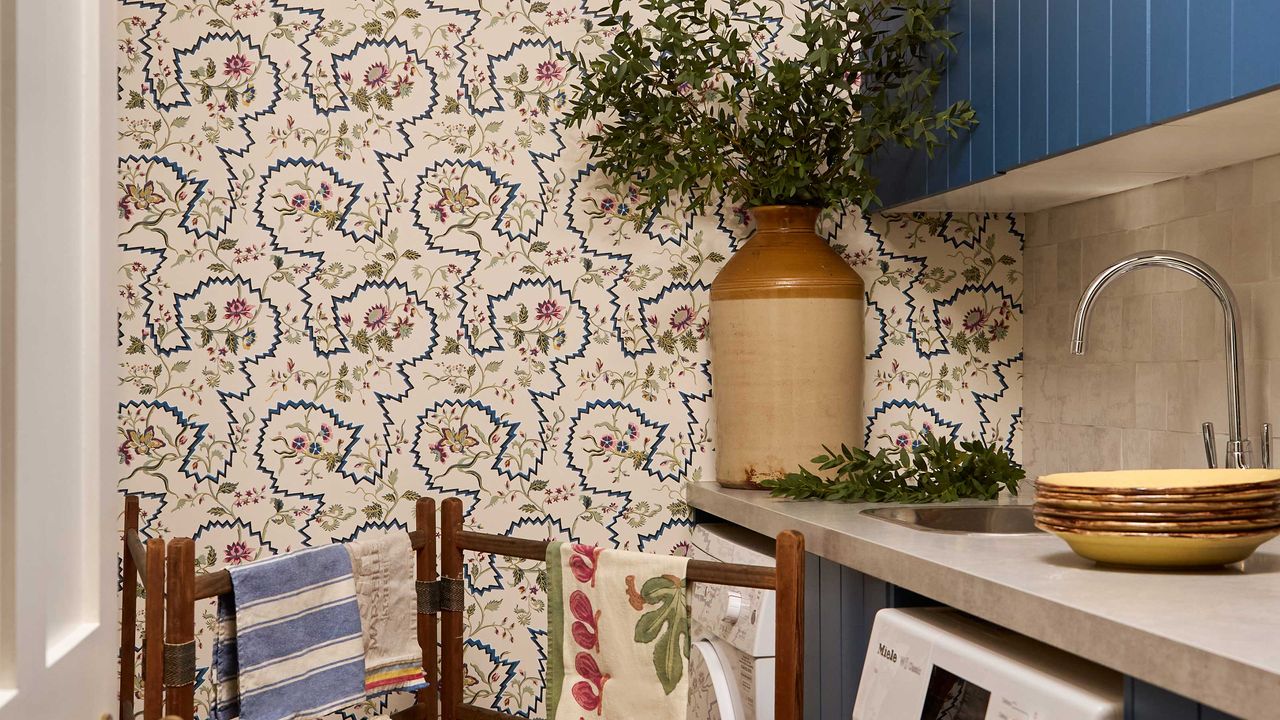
[120,495,805,720]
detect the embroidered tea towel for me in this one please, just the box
[346,531,428,695]
[212,544,366,720]
[546,542,691,720]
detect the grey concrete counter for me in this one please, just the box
[689,482,1280,720]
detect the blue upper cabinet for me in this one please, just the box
[870,0,1280,208]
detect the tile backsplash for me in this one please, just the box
[1024,153,1280,480]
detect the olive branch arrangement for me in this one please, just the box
[760,432,1024,503]
[564,0,976,215]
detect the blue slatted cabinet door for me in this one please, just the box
[1019,0,1049,163]
[947,0,974,187]
[1232,0,1280,96]
[992,0,1020,172]
[1077,0,1111,145]
[1188,0,1231,109]
[1046,0,1079,154]
[1150,0,1189,121]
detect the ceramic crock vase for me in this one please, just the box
[710,205,865,489]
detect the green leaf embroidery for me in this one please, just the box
[631,574,689,695]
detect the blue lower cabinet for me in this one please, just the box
[1124,678,1240,720]
[803,554,941,720]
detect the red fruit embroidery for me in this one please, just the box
[569,544,603,586]
[575,652,603,684]
[572,680,601,712]
[572,620,598,651]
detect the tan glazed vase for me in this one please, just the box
[710,205,865,489]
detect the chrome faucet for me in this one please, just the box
[1070,250,1271,469]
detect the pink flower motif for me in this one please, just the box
[224,298,253,321]
[365,304,391,330]
[535,60,564,85]
[224,541,253,565]
[535,299,563,322]
[962,307,987,332]
[364,62,391,88]
[569,589,594,622]
[669,305,695,332]
[223,54,253,79]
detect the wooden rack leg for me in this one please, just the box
[416,497,439,720]
[121,496,140,720]
[143,538,166,720]
[440,498,464,720]
[774,531,805,720]
[165,538,195,719]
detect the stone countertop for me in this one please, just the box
[688,481,1280,720]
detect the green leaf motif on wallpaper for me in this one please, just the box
[565,0,976,214]
[761,432,1024,503]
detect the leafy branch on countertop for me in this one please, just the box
[759,432,1024,503]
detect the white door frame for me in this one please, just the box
[0,0,117,717]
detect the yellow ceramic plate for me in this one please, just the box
[1038,523,1279,567]
[1035,486,1280,503]
[1033,494,1280,512]
[1034,511,1280,533]
[1032,503,1279,521]
[1036,469,1280,495]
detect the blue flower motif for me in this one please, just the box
[308,441,322,454]
[616,441,629,453]
[308,199,322,213]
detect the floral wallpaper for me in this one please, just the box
[114,1,1023,717]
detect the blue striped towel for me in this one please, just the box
[212,544,366,720]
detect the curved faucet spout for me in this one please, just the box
[1070,251,1252,468]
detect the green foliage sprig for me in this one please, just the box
[760,432,1024,503]
[565,0,976,215]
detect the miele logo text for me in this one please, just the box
[877,643,898,663]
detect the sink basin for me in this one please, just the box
[861,505,1042,534]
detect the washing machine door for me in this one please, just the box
[688,639,745,720]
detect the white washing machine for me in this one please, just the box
[688,523,778,720]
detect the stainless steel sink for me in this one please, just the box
[861,505,1042,534]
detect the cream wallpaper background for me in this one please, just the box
[114,1,1024,716]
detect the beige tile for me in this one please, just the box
[1177,171,1219,218]
[1165,361,1202,433]
[1251,153,1280,206]
[1022,210,1052,247]
[1023,363,1061,424]
[1054,237,1083,304]
[1047,200,1101,242]
[1058,362,1135,428]
[1122,294,1154,362]
[1250,279,1280,359]
[1163,212,1231,292]
[1080,230,1163,296]
[1231,204,1272,285]
[1208,161,1254,211]
[1025,243,1057,307]
[1134,362,1168,430]
[1061,425,1124,472]
[1181,286,1226,361]
[1150,292,1183,358]
[1150,430,1207,469]
[1107,182,1162,231]
[1122,428,1154,469]
[1078,295,1124,362]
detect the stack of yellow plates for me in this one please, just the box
[1034,469,1280,567]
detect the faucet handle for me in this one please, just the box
[1263,423,1272,469]
[1202,422,1218,468]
